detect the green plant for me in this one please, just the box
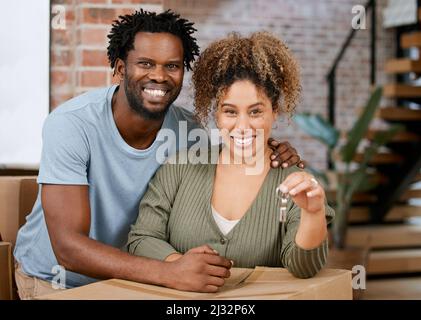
[293,87,402,248]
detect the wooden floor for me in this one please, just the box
[362,277,421,300]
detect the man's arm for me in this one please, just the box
[42,184,231,292]
[42,184,165,283]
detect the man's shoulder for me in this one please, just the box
[45,86,115,130]
[51,86,114,117]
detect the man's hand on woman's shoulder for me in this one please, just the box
[268,138,306,169]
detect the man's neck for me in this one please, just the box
[111,86,165,150]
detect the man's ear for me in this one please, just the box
[114,58,126,82]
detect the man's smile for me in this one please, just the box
[140,86,172,103]
[140,83,172,102]
[143,88,168,97]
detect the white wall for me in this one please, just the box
[383,0,417,28]
[0,0,50,169]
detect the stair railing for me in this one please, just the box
[326,0,377,168]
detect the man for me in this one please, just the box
[14,9,304,299]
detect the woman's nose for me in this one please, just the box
[235,114,251,131]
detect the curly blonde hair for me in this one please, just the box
[192,31,301,125]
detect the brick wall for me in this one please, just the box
[51,0,396,169]
[51,0,163,108]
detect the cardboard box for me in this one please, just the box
[37,267,353,300]
[0,176,38,246]
[0,241,13,300]
[0,176,37,300]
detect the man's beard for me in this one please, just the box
[123,74,177,121]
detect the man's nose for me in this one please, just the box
[148,65,167,82]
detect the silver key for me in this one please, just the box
[276,187,289,222]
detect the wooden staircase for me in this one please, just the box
[342,19,421,282]
[348,205,421,223]
[384,84,421,98]
[376,107,421,121]
[401,31,421,48]
[385,59,421,74]
[366,129,421,142]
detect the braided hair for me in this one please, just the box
[107,9,200,71]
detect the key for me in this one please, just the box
[276,187,289,222]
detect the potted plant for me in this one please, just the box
[293,87,401,249]
[293,87,402,299]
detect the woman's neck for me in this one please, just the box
[218,146,272,176]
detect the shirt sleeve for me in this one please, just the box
[280,183,335,279]
[37,113,90,185]
[126,155,183,261]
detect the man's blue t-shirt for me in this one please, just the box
[14,85,203,288]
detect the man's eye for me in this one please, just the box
[167,64,179,70]
[139,61,152,68]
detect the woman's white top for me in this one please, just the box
[211,205,240,235]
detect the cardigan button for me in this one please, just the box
[220,238,227,245]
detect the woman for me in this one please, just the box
[127,32,334,283]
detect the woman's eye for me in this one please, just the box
[250,109,262,116]
[224,110,236,115]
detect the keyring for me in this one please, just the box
[276,186,289,222]
[275,186,283,198]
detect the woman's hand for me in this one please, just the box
[188,244,220,255]
[165,244,220,262]
[277,171,325,214]
[278,171,328,250]
[268,139,306,169]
